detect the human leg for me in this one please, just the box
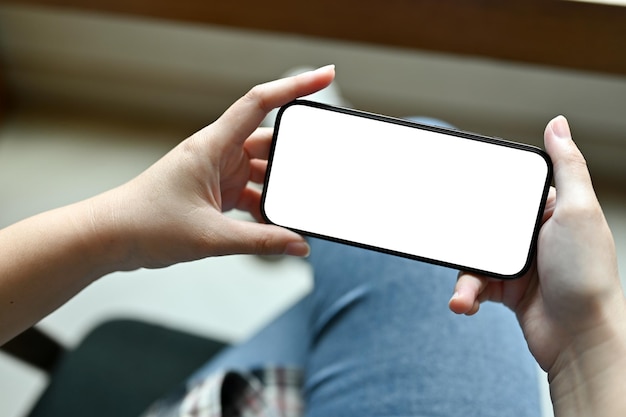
[303,238,541,417]
[187,236,541,416]
[185,294,312,385]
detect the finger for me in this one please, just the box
[219,218,310,257]
[214,65,335,146]
[235,186,265,223]
[449,271,489,315]
[543,116,597,209]
[249,159,268,184]
[542,186,557,224]
[244,127,274,160]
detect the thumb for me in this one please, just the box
[544,116,596,208]
[220,219,310,257]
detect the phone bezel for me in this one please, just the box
[262,100,553,279]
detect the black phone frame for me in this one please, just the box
[262,100,553,279]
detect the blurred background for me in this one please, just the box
[0,1,625,416]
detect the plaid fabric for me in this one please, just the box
[143,368,304,417]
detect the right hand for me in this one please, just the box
[450,116,626,375]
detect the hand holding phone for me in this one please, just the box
[262,101,552,279]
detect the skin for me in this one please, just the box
[0,65,335,345]
[1,66,624,414]
[449,116,626,416]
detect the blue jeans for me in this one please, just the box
[189,238,540,416]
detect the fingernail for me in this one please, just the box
[551,115,571,140]
[284,241,311,257]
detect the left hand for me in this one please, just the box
[96,65,336,270]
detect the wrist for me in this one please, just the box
[77,189,138,276]
[549,294,626,416]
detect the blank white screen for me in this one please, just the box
[263,102,551,278]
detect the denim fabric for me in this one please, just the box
[189,238,540,417]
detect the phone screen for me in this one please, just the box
[262,100,552,279]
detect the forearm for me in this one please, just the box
[0,194,127,344]
[0,67,333,345]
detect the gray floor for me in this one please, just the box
[1,109,625,417]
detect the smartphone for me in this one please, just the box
[262,100,552,279]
